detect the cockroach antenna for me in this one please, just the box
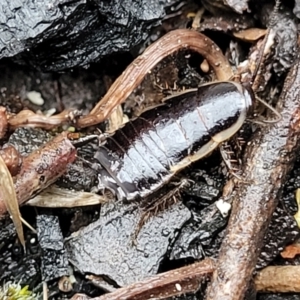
[251,0,281,92]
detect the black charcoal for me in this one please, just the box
[36,215,69,281]
[170,203,227,260]
[0,0,167,71]
[65,201,191,286]
[256,205,300,270]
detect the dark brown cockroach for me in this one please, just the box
[94,81,254,201]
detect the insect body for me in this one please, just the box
[94,81,254,201]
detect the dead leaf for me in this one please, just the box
[0,154,25,250]
[233,28,267,42]
[281,244,300,259]
[27,185,108,208]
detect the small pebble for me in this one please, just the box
[26,91,44,106]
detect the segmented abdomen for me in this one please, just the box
[95,81,253,200]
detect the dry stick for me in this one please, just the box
[76,29,233,128]
[7,109,77,130]
[254,265,300,293]
[70,258,215,300]
[205,54,300,300]
[0,106,8,138]
[0,132,77,215]
[70,262,300,300]
[0,154,25,250]
[251,0,281,91]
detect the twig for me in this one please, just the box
[0,106,8,138]
[254,265,300,293]
[76,29,233,128]
[205,53,300,300]
[0,132,77,215]
[71,258,215,300]
[7,109,80,130]
[70,259,300,300]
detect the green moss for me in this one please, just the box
[0,282,39,300]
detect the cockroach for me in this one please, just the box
[93,81,254,201]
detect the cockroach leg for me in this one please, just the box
[220,144,244,181]
[68,134,99,146]
[131,179,191,244]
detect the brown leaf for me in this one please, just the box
[280,244,300,259]
[0,154,25,250]
[233,28,267,42]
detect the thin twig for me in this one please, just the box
[205,53,300,300]
[71,258,215,300]
[254,265,300,293]
[76,29,233,128]
[0,132,77,215]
